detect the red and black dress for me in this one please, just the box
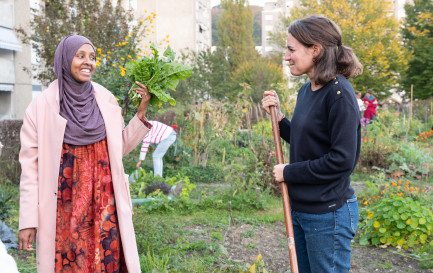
[54,138,127,273]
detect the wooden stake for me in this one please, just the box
[410,84,413,122]
[270,106,299,273]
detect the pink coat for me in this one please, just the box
[19,80,149,272]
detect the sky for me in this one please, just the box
[211,0,277,7]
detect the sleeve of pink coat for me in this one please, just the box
[122,115,151,156]
[18,105,39,230]
[105,94,151,157]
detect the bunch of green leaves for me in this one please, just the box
[358,195,433,249]
[126,44,193,107]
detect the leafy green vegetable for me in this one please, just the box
[126,44,193,107]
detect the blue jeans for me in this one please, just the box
[152,131,176,177]
[291,195,359,273]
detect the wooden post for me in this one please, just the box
[410,84,413,122]
[270,106,299,273]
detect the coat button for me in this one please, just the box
[335,81,339,84]
[337,91,341,95]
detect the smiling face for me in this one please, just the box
[70,44,96,82]
[284,34,316,79]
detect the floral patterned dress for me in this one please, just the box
[55,138,128,273]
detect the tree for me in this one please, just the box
[175,48,233,102]
[402,0,433,99]
[231,57,284,102]
[216,0,258,70]
[269,0,408,99]
[18,0,133,85]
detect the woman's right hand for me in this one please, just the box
[262,90,284,120]
[19,228,36,251]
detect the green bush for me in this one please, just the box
[165,165,224,183]
[359,195,433,249]
[0,188,12,221]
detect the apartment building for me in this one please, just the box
[0,0,32,120]
[133,0,212,54]
[261,0,299,55]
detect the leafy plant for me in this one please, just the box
[0,189,12,221]
[359,195,433,249]
[126,45,193,107]
[140,249,169,273]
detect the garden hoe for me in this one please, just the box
[270,106,299,273]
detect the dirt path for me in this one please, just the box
[185,221,430,272]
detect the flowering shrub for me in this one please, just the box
[359,178,433,249]
[359,195,433,249]
[91,11,171,122]
[414,130,433,147]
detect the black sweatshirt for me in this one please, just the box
[279,75,361,214]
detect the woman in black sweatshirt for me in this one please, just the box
[262,15,363,273]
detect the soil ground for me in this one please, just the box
[183,221,431,272]
[188,181,433,272]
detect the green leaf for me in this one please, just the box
[163,46,176,62]
[419,218,427,225]
[359,236,369,246]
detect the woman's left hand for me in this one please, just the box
[135,81,151,119]
[273,164,287,183]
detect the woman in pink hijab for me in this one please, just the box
[18,35,150,273]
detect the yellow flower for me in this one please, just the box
[96,61,101,67]
[121,57,125,61]
[97,48,102,52]
[257,254,262,262]
[112,64,116,67]
[373,221,380,228]
[363,200,368,205]
[158,103,162,108]
[107,56,111,59]
[120,69,125,77]
[140,20,144,25]
[115,97,119,101]
[96,57,102,60]
[126,36,129,39]
[107,51,111,54]
[249,263,256,273]
[128,55,132,58]
[166,34,170,38]
[173,88,176,92]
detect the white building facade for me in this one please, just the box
[0,0,32,120]
[134,0,212,54]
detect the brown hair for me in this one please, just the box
[366,89,373,94]
[288,15,363,85]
